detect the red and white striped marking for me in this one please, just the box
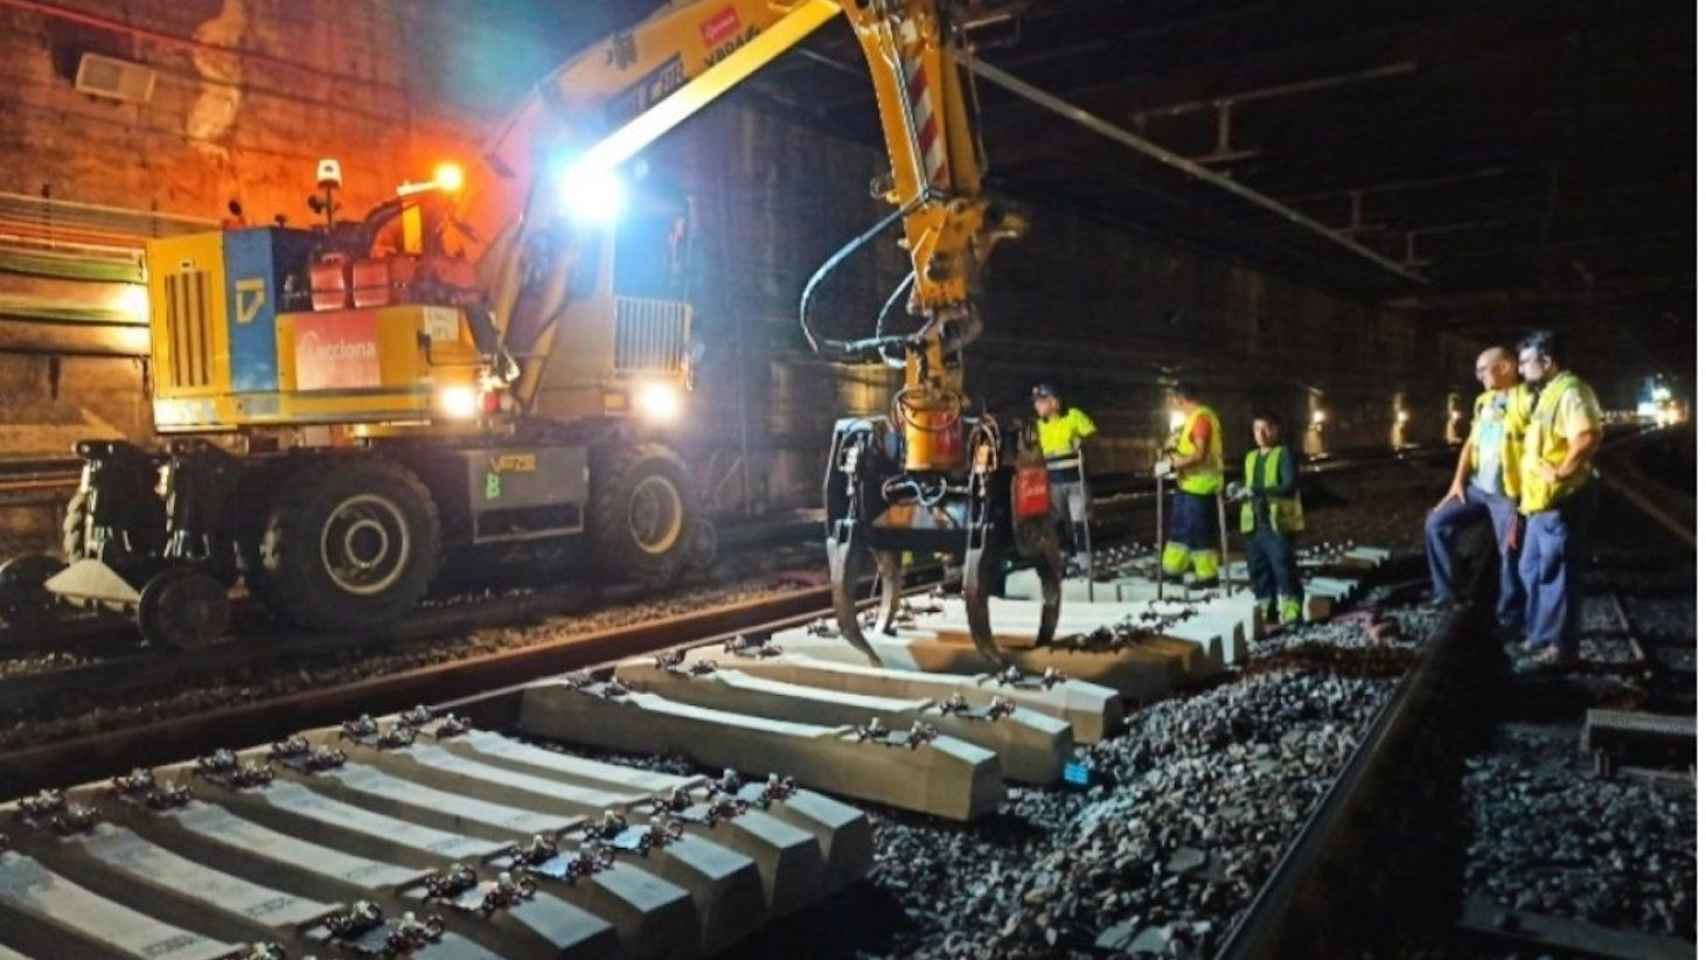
[904,53,950,190]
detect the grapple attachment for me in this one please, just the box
[824,416,1064,668]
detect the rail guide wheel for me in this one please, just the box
[0,553,66,630]
[136,567,230,649]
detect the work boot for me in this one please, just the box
[1515,646,1579,674]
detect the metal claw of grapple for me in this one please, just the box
[962,519,1064,668]
[827,528,887,667]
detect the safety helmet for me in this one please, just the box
[1031,382,1059,400]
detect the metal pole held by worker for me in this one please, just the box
[1155,473,1166,601]
[1216,489,1231,598]
[1076,442,1095,601]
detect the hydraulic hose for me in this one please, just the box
[799,195,927,358]
[873,271,916,367]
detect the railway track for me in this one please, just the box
[0,532,1410,959]
[0,428,1681,959]
[1209,425,1695,959]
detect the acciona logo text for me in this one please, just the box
[301,331,377,360]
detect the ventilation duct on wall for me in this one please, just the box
[74,52,157,105]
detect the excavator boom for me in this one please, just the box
[474,0,1059,665]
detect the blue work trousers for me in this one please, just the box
[1519,483,1599,658]
[1246,526,1301,604]
[1425,483,1523,627]
[1167,490,1218,550]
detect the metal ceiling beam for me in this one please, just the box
[956,51,1430,286]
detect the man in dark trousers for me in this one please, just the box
[1513,329,1602,671]
[1230,411,1305,627]
[1425,345,1531,635]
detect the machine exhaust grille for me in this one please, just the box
[162,271,214,388]
[74,53,158,105]
[614,296,689,373]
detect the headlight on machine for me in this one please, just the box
[637,382,681,421]
[560,164,625,223]
[438,385,480,419]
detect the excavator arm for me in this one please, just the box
[465,0,841,405]
[467,0,1056,664]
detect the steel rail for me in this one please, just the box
[0,579,919,800]
[1213,555,1488,958]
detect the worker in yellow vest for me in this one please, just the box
[1425,346,1532,635]
[1154,382,1223,584]
[1033,383,1097,572]
[1512,329,1602,671]
[1228,411,1305,627]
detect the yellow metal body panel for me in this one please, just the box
[152,297,482,432]
[146,233,232,401]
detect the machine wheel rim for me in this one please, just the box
[320,494,411,596]
[629,475,685,557]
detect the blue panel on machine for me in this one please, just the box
[222,228,282,393]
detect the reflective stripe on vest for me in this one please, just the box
[1173,406,1223,495]
[1520,372,1598,514]
[1239,447,1304,534]
[1468,385,1530,499]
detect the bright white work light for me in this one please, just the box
[438,385,480,419]
[1168,410,1186,431]
[637,382,681,421]
[560,164,625,223]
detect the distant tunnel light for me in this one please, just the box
[1311,409,1327,426]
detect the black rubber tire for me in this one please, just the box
[234,458,305,601]
[256,456,441,631]
[61,488,91,561]
[589,444,699,588]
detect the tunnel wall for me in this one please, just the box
[0,0,1488,526]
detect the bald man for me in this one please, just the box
[1425,346,1533,632]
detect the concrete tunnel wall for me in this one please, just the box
[0,0,1488,533]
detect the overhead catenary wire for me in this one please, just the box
[953,51,1430,287]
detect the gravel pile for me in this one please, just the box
[862,657,1410,959]
[1461,725,1696,938]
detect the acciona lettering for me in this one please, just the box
[301,331,377,360]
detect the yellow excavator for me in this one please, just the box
[21,0,1062,660]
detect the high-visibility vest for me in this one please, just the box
[1520,372,1600,514]
[1038,407,1096,467]
[1240,447,1304,534]
[1467,384,1531,499]
[1171,406,1222,495]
